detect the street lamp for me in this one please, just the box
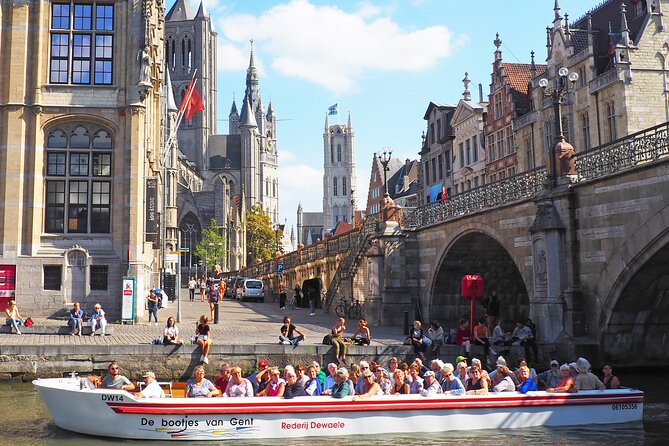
[350,187,356,224]
[538,67,579,187]
[380,148,393,197]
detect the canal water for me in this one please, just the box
[4,371,668,445]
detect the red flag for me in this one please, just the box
[179,77,205,122]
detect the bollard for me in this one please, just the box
[403,310,409,335]
[214,303,220,324]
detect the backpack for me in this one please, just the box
[322,333,333,345]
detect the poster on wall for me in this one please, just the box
[121,276,136,323]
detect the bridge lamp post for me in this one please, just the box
[380,148,393,197]
[350,187,356,224]
[538,67,578,188]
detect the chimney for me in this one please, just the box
[478,83,484,103]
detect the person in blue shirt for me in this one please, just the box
[304,364,322,396]
[517,366,537,394]
[439,363,465,395]
[68,302,84,336]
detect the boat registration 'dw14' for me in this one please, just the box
[34,377,643,441]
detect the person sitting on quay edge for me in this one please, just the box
[427,320,444,359]
[473,319,491,356]
[408,320,427,360]
[439,363,465,395]
[330,317,347,364]
[573,357,605,391]
[536,359,561,390]
[547,364,575,393]
[491,365,516,393]
[329,368,353,398]
[135,371,165,398]
[465,367,489,395]
[100,361,135,391]
[214,363,231,395]
[304,365,322,396]
[352,370,382,400]
[195,315,212,364]
[223,367,254,397]
[351,318,371,346]
[186,365,219,398]
[516,366,538,394]
[420,371,444,397]
[278,316,305,346]
[5,300,24,335]
[602,364,621,389]
[68,302,84,336]
[163,316,182,345]
[283,368,306,399]
[512,320,538,363]
[89,303,107,336]
[455,319,472,357]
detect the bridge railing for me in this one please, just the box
[575,121,669,181]
[405,167,547,228]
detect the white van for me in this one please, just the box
[236,279,264,302]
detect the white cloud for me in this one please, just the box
[214,0,457,93]
[278,149,296,162]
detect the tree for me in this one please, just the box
[246,204,281,264]
[194,219,226,274]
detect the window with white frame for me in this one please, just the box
[49,2,114,85]
[45,124,112,233]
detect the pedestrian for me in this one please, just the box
[147,289,159,326]
[293,284,302,309]
[188,276,197,302]
[278,285,287,310]
[207,282,219,322]
[484,291,500,332]
[309,287,316,316]
[199,275,207,302]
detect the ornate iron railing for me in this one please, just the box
[575,122,669,181]
[405,168,547,228]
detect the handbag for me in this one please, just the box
[24,317,34,327]
[422,335,433,346]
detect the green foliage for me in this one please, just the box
[247,204,281,264]
[194,219,226,274]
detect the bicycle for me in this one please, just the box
[334,297,364,320]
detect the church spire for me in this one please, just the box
[246,39,258,87]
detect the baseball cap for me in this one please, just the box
[550,360,559,366]
[424,371,435,377]
[142,371,155,379]
[258,360,269,368]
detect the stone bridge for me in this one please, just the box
[244,122,669,365]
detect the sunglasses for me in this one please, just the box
[110,367,119,371]
[551,364,559,367]
[361,366,370,369]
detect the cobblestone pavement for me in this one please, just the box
[0,289,407,347]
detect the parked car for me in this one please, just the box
[236,279,264,302]
[232,277,246,296]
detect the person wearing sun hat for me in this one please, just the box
[136,371,165,398]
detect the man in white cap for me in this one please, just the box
[420,371,443,397]
[136,371,165,398]
[536,359,561,389]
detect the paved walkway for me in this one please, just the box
[0,289,407,347]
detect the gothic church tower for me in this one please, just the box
[323,112,357,232]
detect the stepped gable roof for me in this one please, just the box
[166,0,195,21]
[208,135,241,170]
[502,63,547,113]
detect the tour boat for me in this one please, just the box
[34,376,643,441]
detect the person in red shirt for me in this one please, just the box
[214,363,231,395]
[455,319,472,357]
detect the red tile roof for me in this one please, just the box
[502,63,547,113]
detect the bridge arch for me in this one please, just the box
[426,222,531,327]
[599,205,669,363]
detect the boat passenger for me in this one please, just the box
[573,357,605,391]
[223,367,254,397]
[163,316,182,345]
[295,364,309,387]
[391,369,410,395]
[136,371,165,398]
[465,367,489,395]
[516,366,537,394]
[387,357,399,375]
[412,357,430,377]
[456,361,468,382]
[68,302,84,336]
[547,364,575,393]
[408,364,424,394]
[408,320,427,360]
[283,369,306,399]
[330,368,353,398]
[374,367,392,395]
[455,319,472,357]
[568,362,578,378]
[352,318,371,345]
[427,320,444,359]
[101,362,135,391]
[248,359,271,395]
[515,358,537,380]
[429,360,444,382]
[322,362,338,393]
[348,363,361,394]
[420,371,443,397]
[283,364,295,381]
[536,359,561,389]
[311,360,327,387]
[331,317,347,364]
[352,371,382,400]
[304,365,322,396]
[355,361,372,394]
[470,358,491,389]
[186,365,219,398]
[279,316,305,346]
[439,363,465,395]
[213,363,231,395]
[258,367,285,397]
[89,303,107,336]
[491,365,515,392]
[5,300,24,335]
[602,364,621,389]
[195,315,212,364]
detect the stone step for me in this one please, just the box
[0,325,114,336]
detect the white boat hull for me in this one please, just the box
[34,377,643,441]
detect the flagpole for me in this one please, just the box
[163,69,198,166]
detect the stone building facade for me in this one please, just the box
[323,113,357,233]
[0,0,168,319]
[419,102,455,204]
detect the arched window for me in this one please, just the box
[342,177,347,196]
[330,145,334,164]
[333,177,338,196]
[187,38,192,73]
[181,38,186,68]
[44,123,113,234]
[337,144,342,162]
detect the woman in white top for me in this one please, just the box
[5,300,24,334]
[89,303,107,335]
[163,316,182,345]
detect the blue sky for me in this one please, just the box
[170,0,593,239]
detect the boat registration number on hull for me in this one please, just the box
[611,403,637,410]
